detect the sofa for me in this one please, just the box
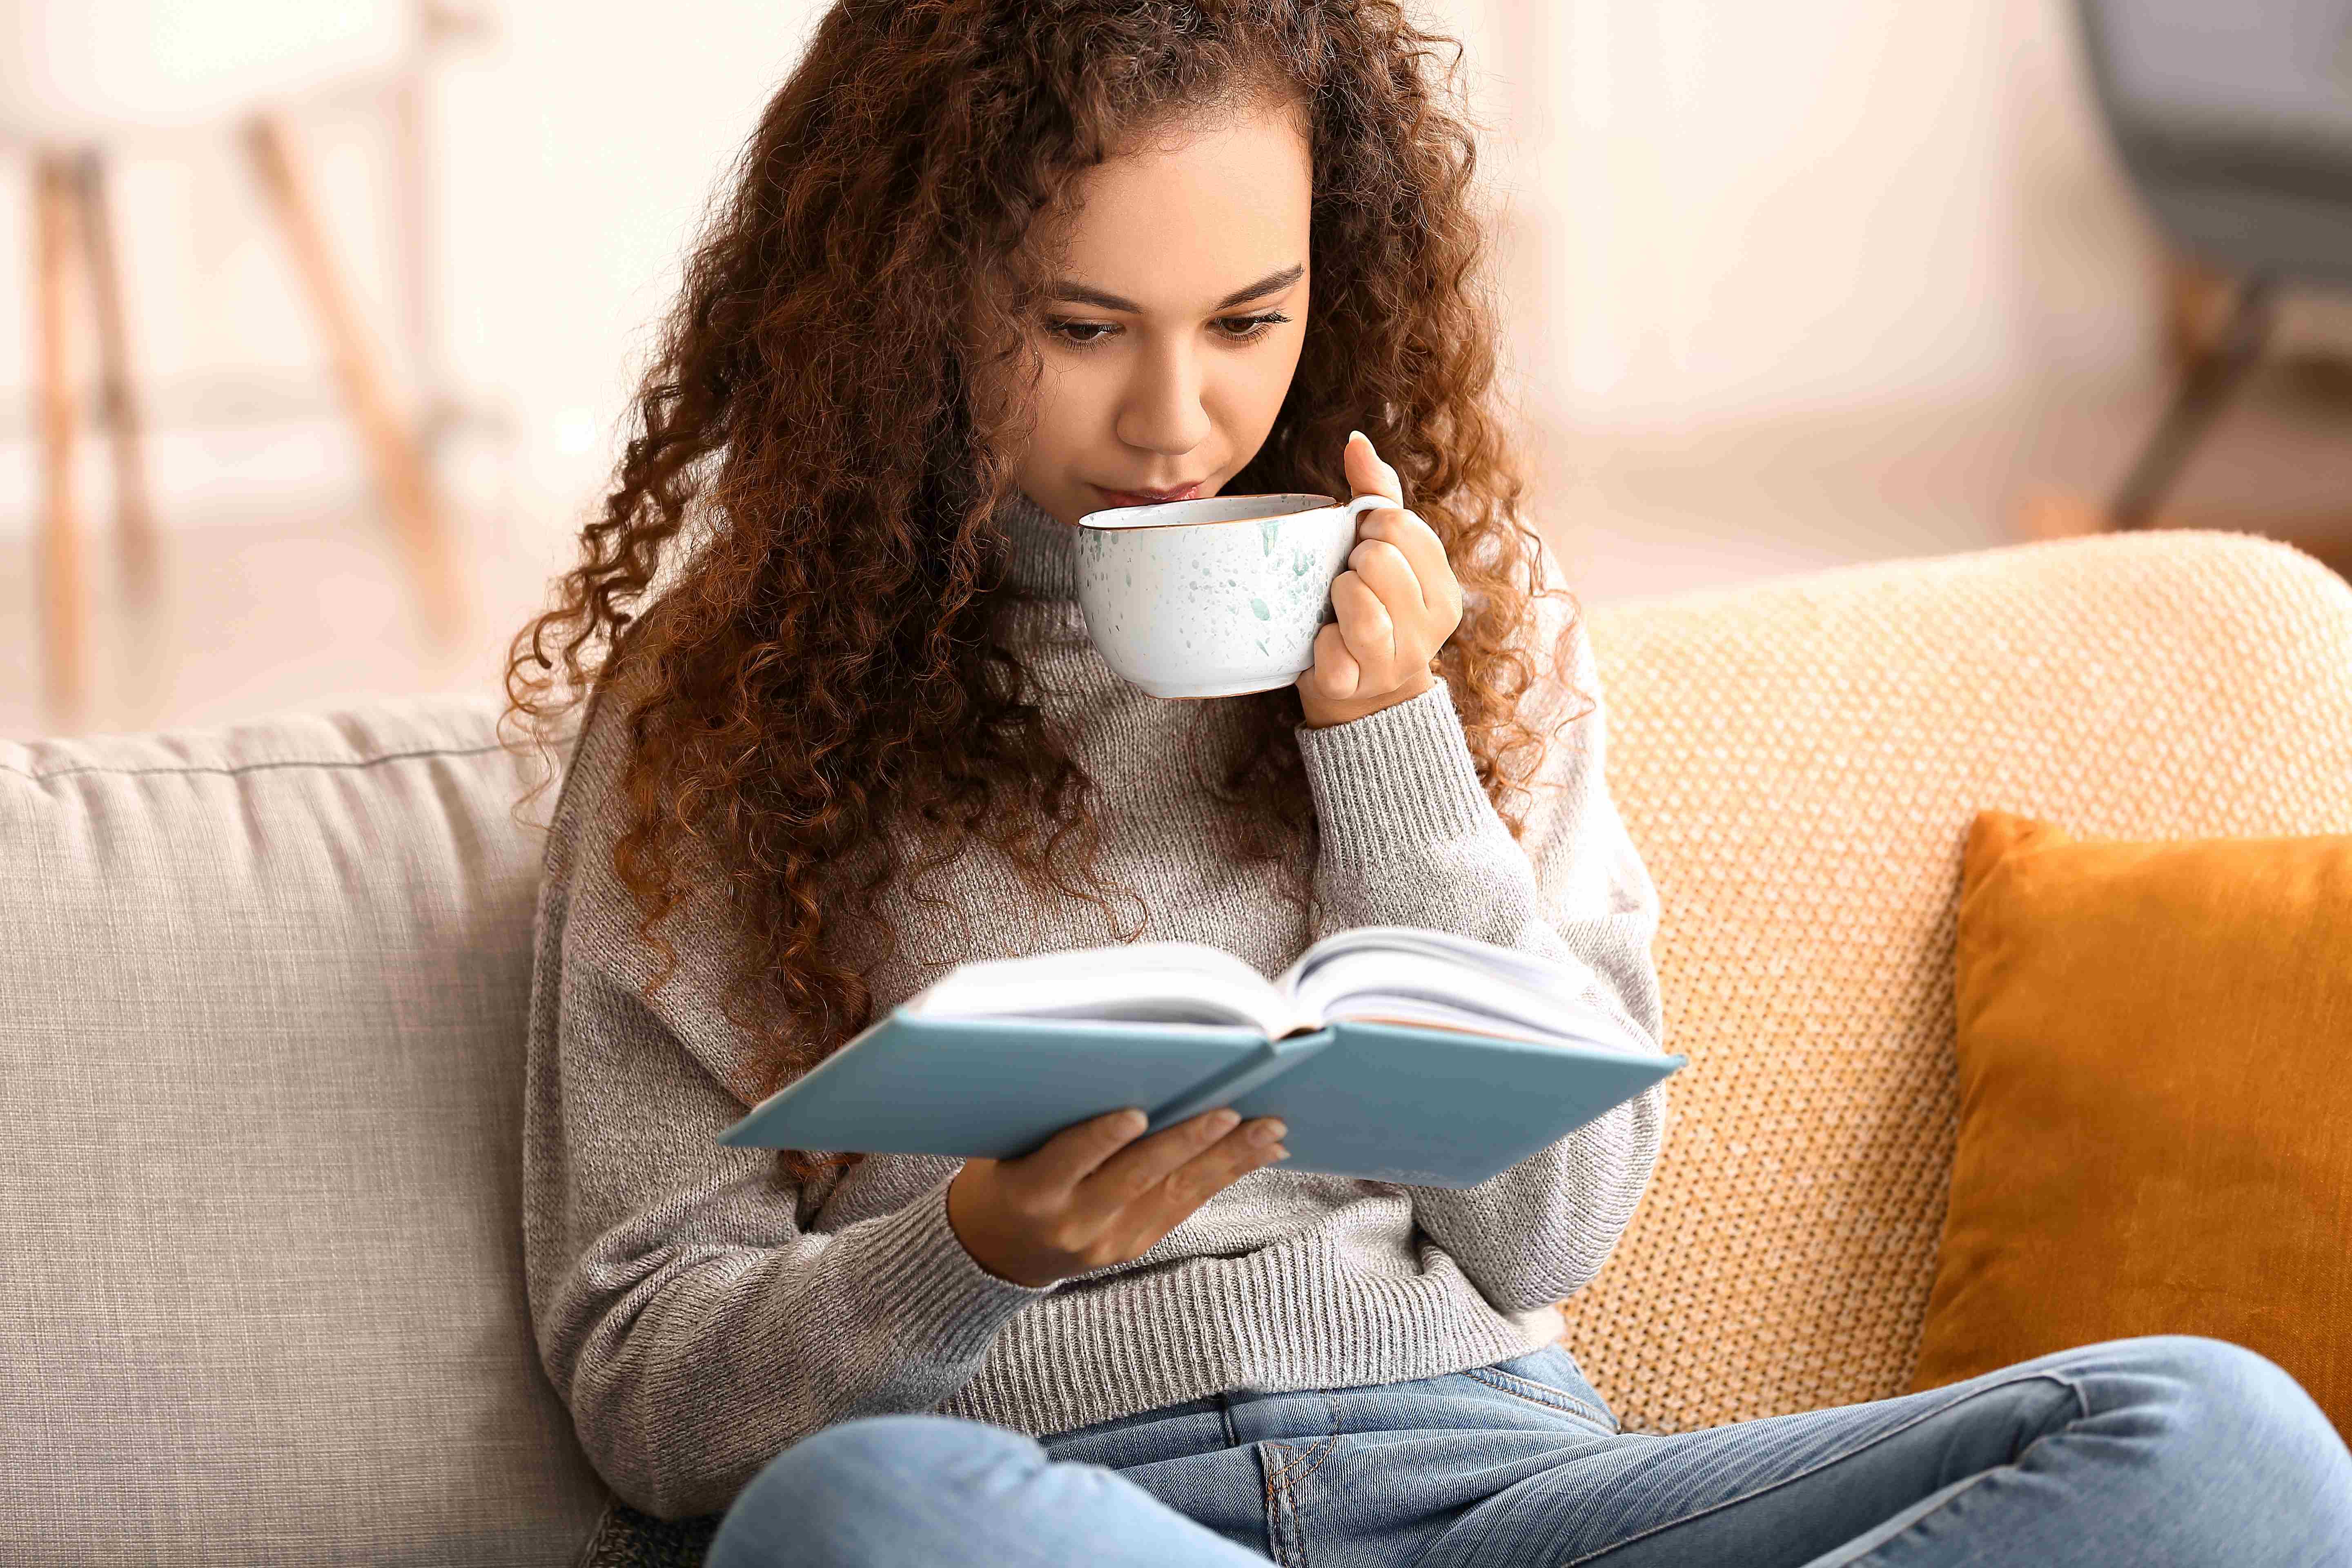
[5,528,2348,1566]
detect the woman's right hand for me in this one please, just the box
[946,1107,1290,1288]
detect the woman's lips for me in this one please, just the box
[1094,482,1203,507]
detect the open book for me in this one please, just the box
[717,925,1685,1187]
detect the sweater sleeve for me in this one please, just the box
[519,710,1055,1522]
[1290,575,1670,1316]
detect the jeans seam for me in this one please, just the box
[1258,1395,1342,1492]
[1259,1436,1330,1568]
[1263,1441,1314,1494]
[1260,1430,1339,1568]
[1798,1469,2004,1568]
[1464,1367,1617,1431]
[1554,1371,2085,1568]
[1261,1450,1298,1568]
[1260,1390,1340,1567]
[1286,1432,1342,1492]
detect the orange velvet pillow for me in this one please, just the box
[1909,809,2352,1436]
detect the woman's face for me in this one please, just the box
[1001,94,1313,527]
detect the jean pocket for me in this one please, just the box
[1462,1345,1619,1434]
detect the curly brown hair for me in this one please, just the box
[503,0,1592,1183]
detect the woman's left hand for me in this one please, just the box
[1296,432,1465,729]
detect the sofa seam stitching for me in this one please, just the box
[1,739,512,782]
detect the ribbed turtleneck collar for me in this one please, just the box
[997,489,1081,603]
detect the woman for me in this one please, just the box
[508,4,2352,1564]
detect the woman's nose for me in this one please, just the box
[1116,342,1213,457]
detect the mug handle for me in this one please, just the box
[1341,492,1391,529]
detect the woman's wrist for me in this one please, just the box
[1297,663,1437,730]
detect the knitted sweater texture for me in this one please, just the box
[521,491,1672,1520]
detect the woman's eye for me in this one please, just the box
[1216,311,1290,342]
[1042,312,1291,350]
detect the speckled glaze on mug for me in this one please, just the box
[1074,491,1387,699]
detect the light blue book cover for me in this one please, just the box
[717,928,1686,1188]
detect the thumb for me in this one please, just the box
[1345,430,1402,505]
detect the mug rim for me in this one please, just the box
[1077,492,1339,532]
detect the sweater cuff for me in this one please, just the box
[866,1172,1059,1361]
[1295,675,1496,866]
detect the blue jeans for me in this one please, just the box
[708,1334,2352,1566]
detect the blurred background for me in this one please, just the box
[4,0,2348,739]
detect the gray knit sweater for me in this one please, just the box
[521,491,1671,1521]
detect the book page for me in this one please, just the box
[1314,1002,1541,1041]
[904,940,1301,1038]
[1287,945,1641,1051]
[1278,924,1577,1002]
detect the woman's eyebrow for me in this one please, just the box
[1044,262,1305,314]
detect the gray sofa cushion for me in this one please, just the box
[0,697,609,1566]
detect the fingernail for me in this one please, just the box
[1348,429,1367,448]
[1270,1146,1291,1162]
[1252,1119,1287,1144]
[1209,1109,1241,1133]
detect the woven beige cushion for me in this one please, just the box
[1566,528,2352,1435]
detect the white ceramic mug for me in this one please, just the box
[1073,491,1389,699]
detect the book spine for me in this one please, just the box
[1144,1030,1335,1131]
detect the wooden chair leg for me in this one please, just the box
[2017,487,2108,542]
[240,111,462,641]
[2162,249,2236,374]
[69,148,159,607]
[2108,274,2276,530]
[32,154,87,733]
[388,67,444,441]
